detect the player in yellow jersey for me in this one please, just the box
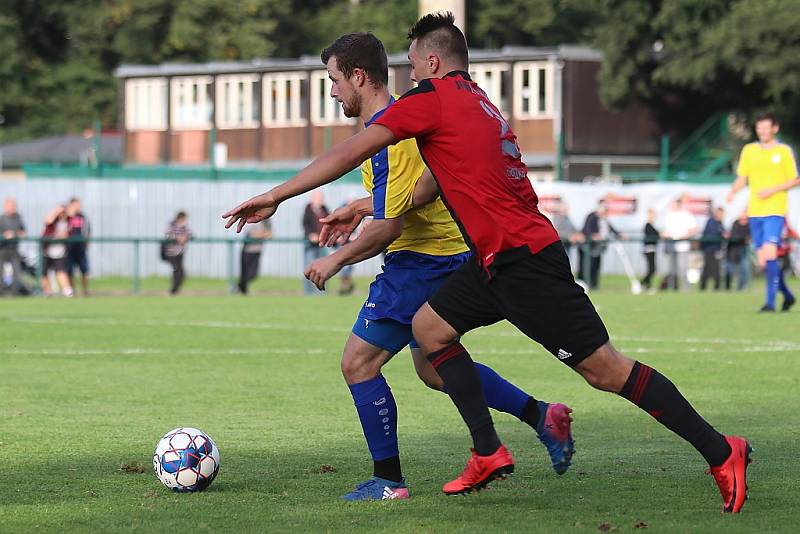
[728,113,798,311]
[300,33,574,501]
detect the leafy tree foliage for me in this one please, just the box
[595,0,800,138]
[1,0,799,143]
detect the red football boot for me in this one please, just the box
[443,444,515,495]
[707,435,753,513]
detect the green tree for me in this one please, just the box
[595,0,800,137]
[467,0,600,48]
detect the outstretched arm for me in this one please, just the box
[223,125,397,232]
[318,197,374,247]
[305,217,403,290]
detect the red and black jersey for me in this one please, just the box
[373,71,558,277]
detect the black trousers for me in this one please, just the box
[641,251,656,288]
[238,251,261,294]
[579,248,602,289]
[700,250,721,291]
[167,254,185,294]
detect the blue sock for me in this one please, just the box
[766,260,779,309]
[778,267,794,299]
[474,362,530,419]
[348,375,398,461]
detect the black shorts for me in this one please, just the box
[428,242,609,367]
[43,256,66,273]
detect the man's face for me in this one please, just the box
[408,40,432,84]
[755,119,778,144]
[326,57,361,118]
[3,198,15,215]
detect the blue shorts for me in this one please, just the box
[749,216,784,249]
[352,250,471,354]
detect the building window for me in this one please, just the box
[125,78,167,131]
[171,76,213,130]
[216,74,259,129]
[470,63,510,115]
[387,67,396,95]
[310,70,356,126]
[262,73,307,127]
[513,62,553,119]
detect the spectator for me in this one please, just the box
[163,211,192,295]
[0,197,27,295]
[700,206,726,291]
[725,212,751,291]
[551,202,584,251]
[238,220,272,295]
[65,197,91,296]
[660,198,698,291]
[579,201,619,290]
[640,208,660,291]
[41,204,73,297]
[302,190,329,295]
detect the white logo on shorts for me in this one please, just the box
[557,349,572,360]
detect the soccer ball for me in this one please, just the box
[153,427,220,492]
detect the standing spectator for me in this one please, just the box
[0,197,27,295]
[549,202,584,274]
[700,206,726,291]
[302,190,329,295]
[238,220,272,295]
[579,201,619,290]
[660,198,698,291]
[65,197,91,296]
[41,204,73,297]
[640,208,659,291]
[163,211,192,295]
[725,212,751,291]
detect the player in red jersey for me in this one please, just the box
[223,13,751,513]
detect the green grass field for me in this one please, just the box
[1,278,798,532]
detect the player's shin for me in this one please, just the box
[473,362,538,423]
[619,361,731,466]
[427,344,501,455]
[348,374,402,482]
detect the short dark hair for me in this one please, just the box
[320,32,388,87]
[755,112,778,125]
[407,11,468,66]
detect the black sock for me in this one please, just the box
[373,455,402,483]
[619,361,732,466]
[428,343,501,456]
[520,397,541,430]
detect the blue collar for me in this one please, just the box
[365,95,396,127]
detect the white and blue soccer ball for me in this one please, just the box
[153,427,220,492]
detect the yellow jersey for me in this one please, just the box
[736,142,798,217]
[361,97,468,256]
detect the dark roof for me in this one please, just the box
[114,45,602,79]
[0,134,122,167]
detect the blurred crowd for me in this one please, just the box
[3,189,794,297]
[545,194,794,294]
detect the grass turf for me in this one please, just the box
[1,279,798,532]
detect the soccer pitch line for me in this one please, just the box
[8,317,800,354]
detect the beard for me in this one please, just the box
[341,92,362,118]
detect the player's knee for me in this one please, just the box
[575,343,634,393]
[340,352,380,384]
[412,304,458,351]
